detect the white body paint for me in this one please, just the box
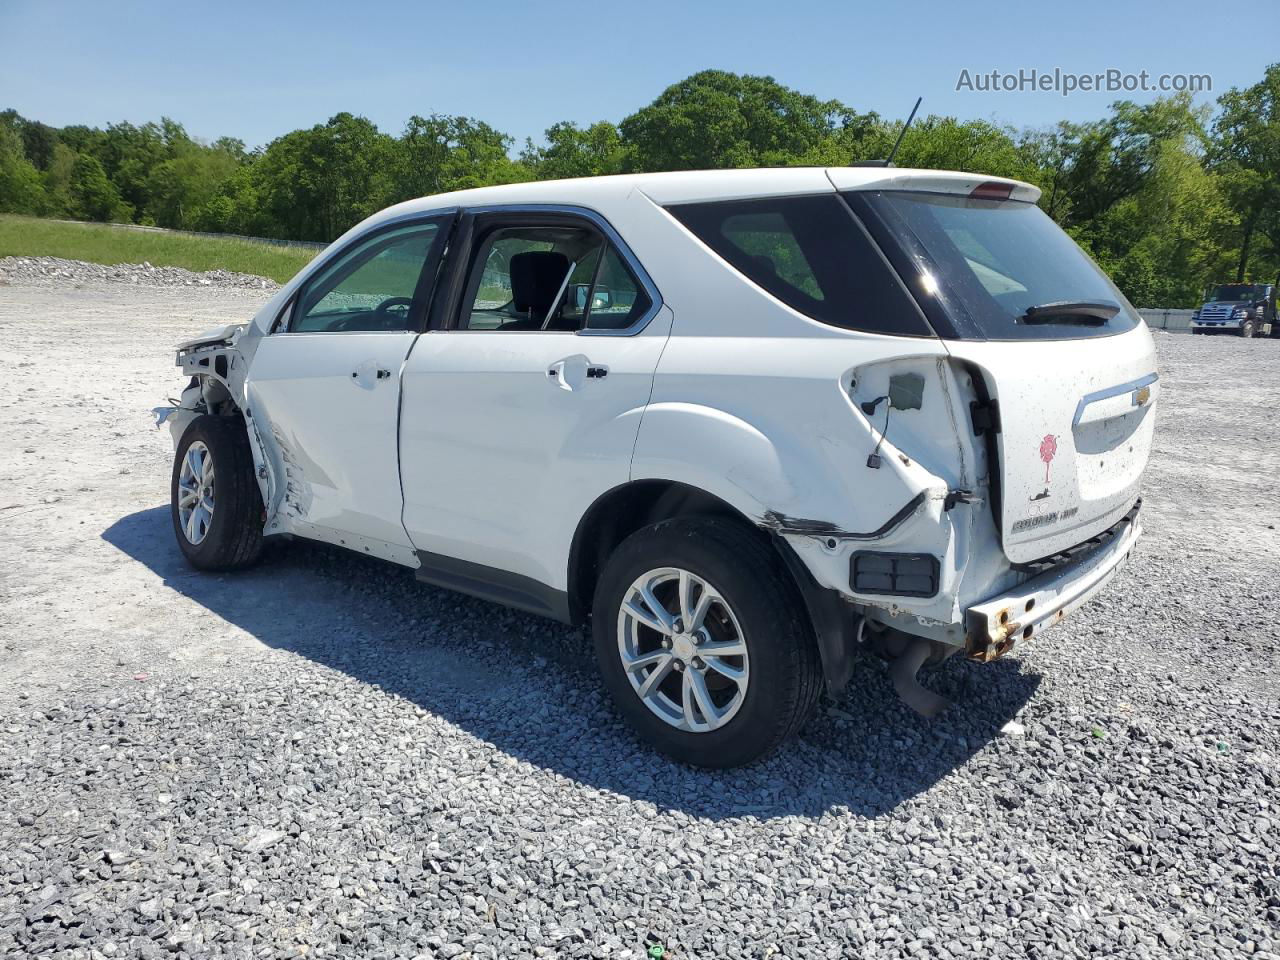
[161,167,1157,652]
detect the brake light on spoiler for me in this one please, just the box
[969,181,1015,201]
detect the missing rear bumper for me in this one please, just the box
[966,515,1141,662]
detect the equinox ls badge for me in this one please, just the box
[1012,506,1079,534]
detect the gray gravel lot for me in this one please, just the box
[1,263,1278,960]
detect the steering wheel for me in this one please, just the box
[375,297,414,326]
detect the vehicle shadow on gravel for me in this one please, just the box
[104,507,1041,821]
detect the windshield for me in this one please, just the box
[1206,284,1258,302]
[858,191,1142,340]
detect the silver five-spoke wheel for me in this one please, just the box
[176,440,215,545]
[617,566,749,732]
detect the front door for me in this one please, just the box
[398,212,670,597]
[247,216,450,562]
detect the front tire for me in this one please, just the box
[171,415,264,571]
[1241,319,1257,338]
[592,518,822,768]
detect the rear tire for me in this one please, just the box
[591,518,822,768]
[171,415,264,571]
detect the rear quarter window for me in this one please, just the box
[666,195,933,337]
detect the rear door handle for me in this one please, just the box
[547,356,606,391]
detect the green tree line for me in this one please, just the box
[4,65,1279,306]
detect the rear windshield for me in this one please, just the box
[860,191,1141,340]
[666,195,932,337]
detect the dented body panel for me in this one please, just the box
[246,332,420,559]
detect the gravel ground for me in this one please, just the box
[0,256,280,290]
[1,262,1278,960]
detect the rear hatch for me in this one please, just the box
[841,181,1158,564]
[945,331,1156,562]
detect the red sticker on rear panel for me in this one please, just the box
[1039,434,1058,483]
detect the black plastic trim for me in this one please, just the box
[850,551,940,598]
[414,550,572,623]
[771,536,860,696]
[959,360,1004,549]
[762,491,927,542]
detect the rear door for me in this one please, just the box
[398,209,670,601]
[246,216,451,561]
[848,187,1158,563]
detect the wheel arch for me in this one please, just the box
[567,479,858,695]
[567,480,755,625]
[169,361,274,524]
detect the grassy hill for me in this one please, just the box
[0,216,320,284]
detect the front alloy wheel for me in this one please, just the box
[176,440,216,545]
[170,415,264,571]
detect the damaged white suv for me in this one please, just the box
[158,168,1157,767]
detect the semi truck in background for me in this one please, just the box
[1190,280,1278,338]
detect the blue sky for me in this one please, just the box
[1,0,1273,150]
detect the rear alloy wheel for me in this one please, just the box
[593,518,822,767]
[171,415,264,571]
[1241,319,1257,338]
[617,566,750,733]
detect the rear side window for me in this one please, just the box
[586,246,651,330]
[457,222,652,333]
[666,195,932,337]
[860,191,1141,341]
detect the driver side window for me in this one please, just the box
[290,221,441,333]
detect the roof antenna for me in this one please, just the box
[852,96,922,168]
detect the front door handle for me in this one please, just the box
[586,366,608,379]
[350,360,392,388]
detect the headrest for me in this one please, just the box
[509,251,570,317]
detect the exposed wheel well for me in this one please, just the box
[567,480,770,625]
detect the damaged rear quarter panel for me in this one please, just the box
[631,325,985,628]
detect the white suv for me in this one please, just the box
[157,168,1157,767]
